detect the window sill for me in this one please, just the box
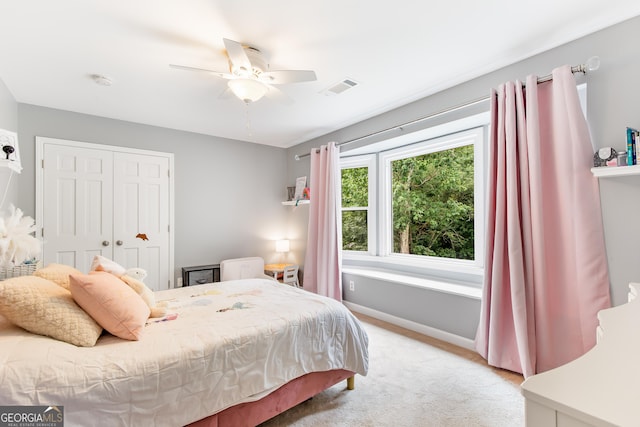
[343,252,483,283]
[342,266,482,300]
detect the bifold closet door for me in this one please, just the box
[42,144,114,272]
[41,142,171,290]
[112,152,170,291]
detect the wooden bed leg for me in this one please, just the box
[347,376,355,390]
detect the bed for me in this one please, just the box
[0,277,369,426]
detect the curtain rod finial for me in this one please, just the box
[294,154,300,161]
[585,56,600,72]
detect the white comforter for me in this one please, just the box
[0,279,369,426]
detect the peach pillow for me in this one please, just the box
[33,263,83,290]
[69,271,150,341]
[0,275,103,347]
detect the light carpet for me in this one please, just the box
[260,316,524,427]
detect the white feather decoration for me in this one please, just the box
[0,205,40,267]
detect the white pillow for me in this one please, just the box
[90,255,127,276]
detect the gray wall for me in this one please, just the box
[0,79,17,131]
[287,15,640,340]
[16,104,289,282]
[0,78,18,208]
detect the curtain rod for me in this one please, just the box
[295,57,599,160]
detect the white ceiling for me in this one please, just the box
[1,1,639,149]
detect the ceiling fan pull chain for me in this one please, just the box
[245,103,253,137]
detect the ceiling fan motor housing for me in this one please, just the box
[230,46,268,78]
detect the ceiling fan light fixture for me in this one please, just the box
[228,78,268,103]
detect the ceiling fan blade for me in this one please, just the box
[260,70,317,84]
[169,64,232,79]
[264,85,294,105]
[223,38,252,76]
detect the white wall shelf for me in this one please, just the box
[282,200,310,206]
[591,165,640,178]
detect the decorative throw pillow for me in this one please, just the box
[69,271,150,341]
[0,275,103,347]
[33,263,84,290]
[90,255,127,276]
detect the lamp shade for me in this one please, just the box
[228,78,268,103]
[275,239,290,253]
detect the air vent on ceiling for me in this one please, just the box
[322,78,359,96]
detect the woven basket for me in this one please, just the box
[0,262,40,280]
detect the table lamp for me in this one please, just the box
[275,239,290,263]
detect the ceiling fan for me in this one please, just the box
[170,38,317,104]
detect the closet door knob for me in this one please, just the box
[116,240,123,246]
[102,240,110,246]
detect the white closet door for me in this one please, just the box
[42,144,114,272]
[38,137,175,289]
[113,152,170,291]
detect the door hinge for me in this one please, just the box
[41,228,44,237]
[168,225,170,232]
[41,159,44,168]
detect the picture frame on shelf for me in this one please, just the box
[286,186,295,201]
[294,176,307,200]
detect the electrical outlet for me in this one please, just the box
[349,280,355,291]
[177,277,183,287]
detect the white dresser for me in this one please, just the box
[521,283,640,427]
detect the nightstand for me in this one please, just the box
[264,263,293,281]
[182,264,220,286]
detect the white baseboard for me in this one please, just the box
[343,301,476,351]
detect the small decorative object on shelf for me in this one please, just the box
[593,147,617,167]
[282,177,311,206]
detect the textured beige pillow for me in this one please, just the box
[0,275,103,347]
[34,263,84,290]
[70,272,150,341]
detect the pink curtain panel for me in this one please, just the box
[475,65,611,378]
[303,142,343,301]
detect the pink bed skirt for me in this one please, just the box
[187,369,355,427]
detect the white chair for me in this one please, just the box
[220,257,276,281]
[282,265,300,287]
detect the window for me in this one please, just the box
[340,117,487,281]
[341,167,368,251]
[340,155,376,254]
[380,127,484,268]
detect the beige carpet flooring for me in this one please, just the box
[260,314,524,427]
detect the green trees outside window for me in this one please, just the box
[391,144,474,260]
[341,167,368,251]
